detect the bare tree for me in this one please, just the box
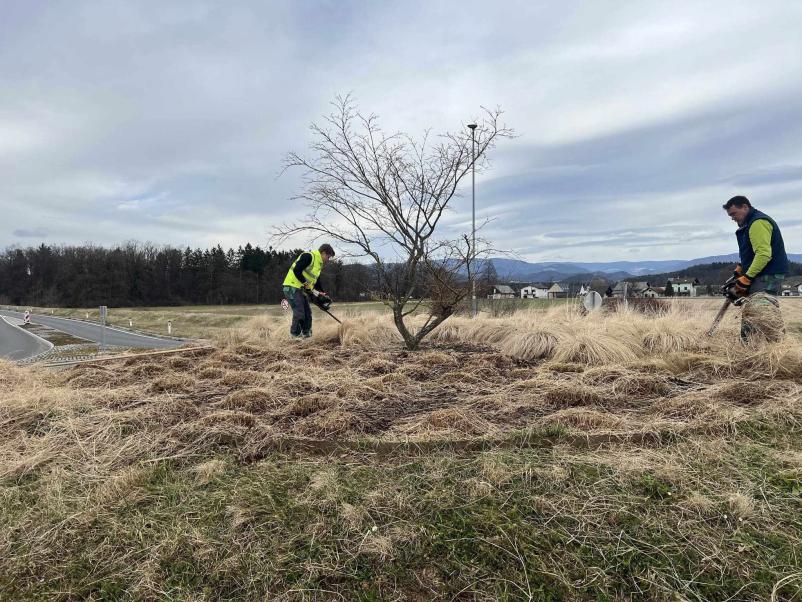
[279,95,512,350]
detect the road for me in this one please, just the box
[0,310,184,350]
[0,317,53,361]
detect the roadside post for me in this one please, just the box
[129,319,133,327]
[167,320,172,335]
[99,305,107,352]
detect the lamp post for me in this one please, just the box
[467,123,477,318]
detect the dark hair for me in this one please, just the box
[722,195,751,210]
[319,243,335,257]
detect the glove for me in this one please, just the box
[302,281,313,290]
[316,292,332,310]
[733,264,743,278]
[732,275,752,297]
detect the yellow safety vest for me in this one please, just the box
[282,250,323,289]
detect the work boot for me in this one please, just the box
[302,331,312,339]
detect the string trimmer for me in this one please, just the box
[706,275,744,337]
[280,289,342,324]
[306,289,342,324]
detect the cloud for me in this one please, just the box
[0,0,801,262]
[13,228,48,238]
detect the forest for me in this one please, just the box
[0,243,374,307]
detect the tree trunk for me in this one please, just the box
[392,304,452,351]
[393,305,420,350]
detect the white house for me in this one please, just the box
[520,283,549,299]
[488,285,516,299]
[668,278,699,297]
[781,278,802,296]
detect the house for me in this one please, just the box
[667,278,700,297]
[520,283,550,299]
[547,283,567,299]
[781,277,802,297]
[611,281,649,298]
[642,286,665,298]
[488,284,516,299]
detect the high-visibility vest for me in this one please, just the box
[282,250,323,289]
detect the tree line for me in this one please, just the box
[0,243,375,308]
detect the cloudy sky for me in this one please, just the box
[2,1,801,262]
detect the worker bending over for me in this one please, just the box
[282,243,335,338]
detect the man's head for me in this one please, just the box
[318,243,335,263]
[722,196,752,226]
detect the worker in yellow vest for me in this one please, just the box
[282,243,335,338]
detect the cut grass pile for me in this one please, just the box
[2,300,802,599]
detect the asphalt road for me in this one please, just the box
[0,317,53,361]
[0,310,183,350]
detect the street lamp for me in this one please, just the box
[467,123,477,318]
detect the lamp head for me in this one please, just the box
[467,123,477,130]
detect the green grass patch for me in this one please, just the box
[3,430,802,600]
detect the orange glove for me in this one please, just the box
[733,264,743,277]
[732,274,752,297]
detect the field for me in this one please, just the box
[12,298,572,340]
[2,299,802,599]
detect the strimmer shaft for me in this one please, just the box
[706,298,733,337]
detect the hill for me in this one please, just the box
[488,254,802,281]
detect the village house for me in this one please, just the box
[520,283,550,299]
[668,278,700,297]
[611,281,649,298]
[547,283,567,299]
[641,286,665,298]
[488,284,516,299]
[781,277,802,297]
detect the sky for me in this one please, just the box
[1,0,801,262]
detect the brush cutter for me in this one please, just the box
[707,275,745,337]
[305,289,342,324]
[280,289,343,324]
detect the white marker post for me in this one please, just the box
[167,320,172,335]
[99,305,108,352]
[129,319,133,328]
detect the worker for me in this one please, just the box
[723,196,788,342]
[281,243,335,338]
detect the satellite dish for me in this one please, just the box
[583,291,603,312]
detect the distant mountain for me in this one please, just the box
[486,254,802,282]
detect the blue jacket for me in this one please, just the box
[736,208,788,276]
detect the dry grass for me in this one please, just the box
[3,299,802,598]
[2,301,800,455]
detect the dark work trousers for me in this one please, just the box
[283,286,312,337]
